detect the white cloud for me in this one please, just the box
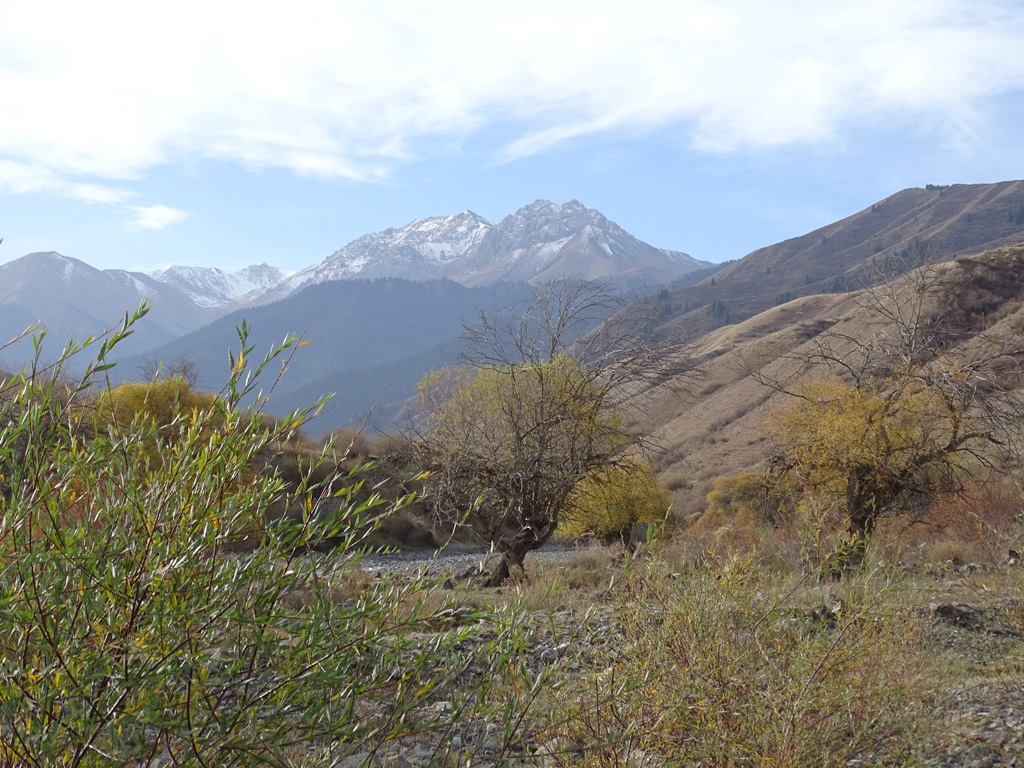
[1,0,1023,187]
[127,205,190,231]
[0,160,130,203]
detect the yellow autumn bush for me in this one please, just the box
[560,460,671,546]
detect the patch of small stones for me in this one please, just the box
[930,601,1022,636]
[358,546,578,579]
[916,593,1024,768]
[313,604,625,767]
[918,684,1024,768]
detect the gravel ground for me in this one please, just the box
[358,544,578,578]
[917,594,1024,768]
[921,682,1024,768]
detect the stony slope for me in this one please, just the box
[150,264,292,307]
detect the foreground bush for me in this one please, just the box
[0,312,554,766]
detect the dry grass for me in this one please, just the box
[273,492,1024,766]
[263,526,1024,765]
[529,546,624,594]
[645,246,1024,522]
[536,555,933,767]
[515,536,1022,765]
[879,480,1024,568]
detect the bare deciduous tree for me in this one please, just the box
[135,356,200,388]
[413,280,696,585]
[756,256,1024,567]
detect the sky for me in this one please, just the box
[2,0,1024,273]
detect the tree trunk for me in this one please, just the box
[602,527,632,549]
[844,473,881,572]
[844,510,875,570]
[481,542,527,587]
[481,523,555,587]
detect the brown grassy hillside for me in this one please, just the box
[644,243,1024,518]
[656,180,1024,337]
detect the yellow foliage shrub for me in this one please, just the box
[96,378,264,539]
[701,471,767,529]
[103,377,219,437]
[560,460,671,546]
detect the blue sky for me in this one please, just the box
[3,0,1024,273]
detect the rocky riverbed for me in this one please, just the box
[358,544,579,579]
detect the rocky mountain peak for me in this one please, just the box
[9,200,705,315]
[8,252,101,289]
[383,209,492,258]
[275,199,705,290]
[28,250,69,262]
[149,263,292,308]
[234,263,291,287]
[497,200,612,247]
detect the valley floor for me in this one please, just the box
[304,544,1024,768]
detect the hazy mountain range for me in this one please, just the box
[0,252,224,360]
[3,182,1024,439]
[0,199,708,363]
[0,200,707,428]
[276,199,704,294]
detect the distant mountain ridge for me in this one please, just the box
[0,252,222,362]
[150,264,294,308]
[0,198,703,364]
[126,199,706,307]
[8,181,1024,437]
[652,180,1024,336]
[277,199,708,294]
[114,278,538,432]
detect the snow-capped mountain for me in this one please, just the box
[0,252,224,364]
[465,199,702,286]
[0,200,705,368]
[274,210,491,294]
[150,263,293,308]
[279,200,708,294]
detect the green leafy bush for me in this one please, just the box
[0,308,556,766]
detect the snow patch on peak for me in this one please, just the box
[280,198,705,293]
[26,251,70,263]
[149,262,291,307]
[155,264,225,279]
[309,209,495,282]
[234,263,293,286]
[659,248,697,264]
[107,269,161,298]
[20,251,94,284]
